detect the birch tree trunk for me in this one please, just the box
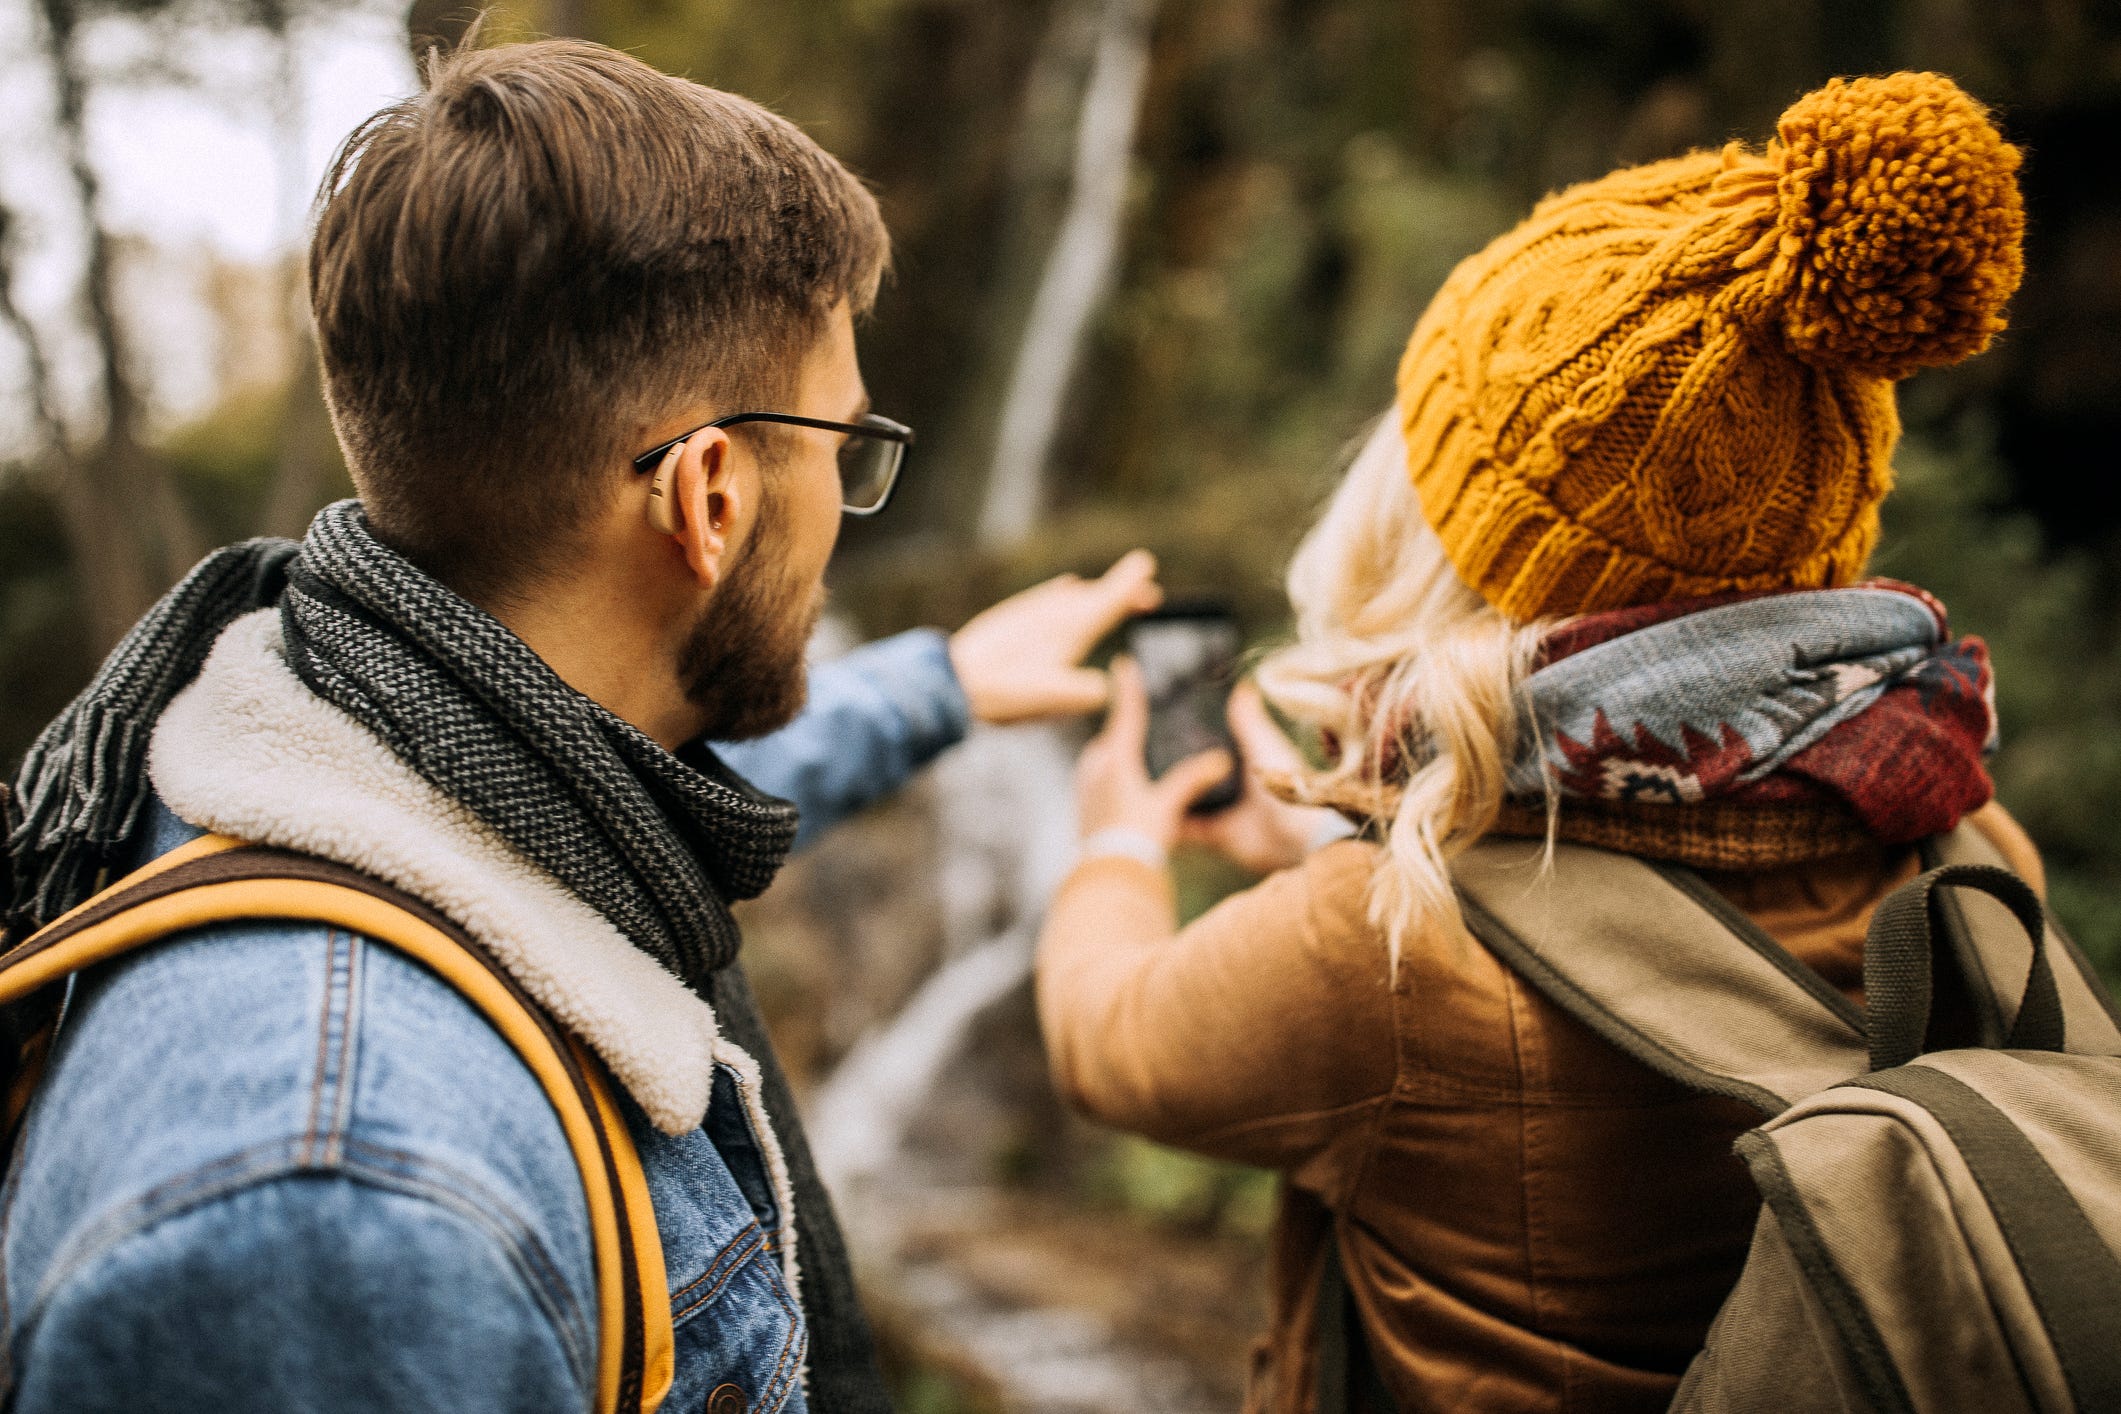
[256,4,343,541]
[974,0,1159,549]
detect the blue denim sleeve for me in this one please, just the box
[14,1172,586,1413]
[711,628,972,850]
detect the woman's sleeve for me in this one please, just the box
[1034,840,1400,1170]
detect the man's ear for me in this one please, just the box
[659,427,745,589]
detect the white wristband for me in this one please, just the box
[1077,827,1168,871]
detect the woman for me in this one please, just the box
[1035,72,2033,1413]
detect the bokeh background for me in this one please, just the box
[4,2,2119,1409]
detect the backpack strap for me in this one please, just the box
[1923,822,2121,1057]
[1843,1063,2121,1413]
[1452,838,1869,1116]
[0,836,674,1414]
[1314,1230,1400,1414]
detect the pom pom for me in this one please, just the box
[1769,72,2024,378]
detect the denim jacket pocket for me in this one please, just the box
[631,1065,806,1413]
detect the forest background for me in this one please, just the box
[4,0,2120,1407]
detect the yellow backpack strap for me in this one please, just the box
[0,837,674,1413]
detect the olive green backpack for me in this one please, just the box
[1320,820,2121,1414]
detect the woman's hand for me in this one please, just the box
[1074,657,1233,854]
[1179,682,1351,876]
[949,550,1164,724]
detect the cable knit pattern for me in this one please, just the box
[1395,72,2025,620]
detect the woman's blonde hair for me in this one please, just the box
[1256,415,1551,963]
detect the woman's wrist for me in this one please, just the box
[1076,825,1169,870]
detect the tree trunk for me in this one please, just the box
[33,0,209,636]
[975,0,1160,548]
[0,213,149,650]
[257,11,343,541]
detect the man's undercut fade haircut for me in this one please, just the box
[310,38,889,598]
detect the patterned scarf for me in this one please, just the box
[1511,579,1995,850]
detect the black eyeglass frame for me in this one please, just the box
[631,411,914,516]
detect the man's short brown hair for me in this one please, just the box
[310,38,888,598]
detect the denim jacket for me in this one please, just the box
[1,628,968,1413]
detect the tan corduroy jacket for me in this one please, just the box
[1035,804,2043,1414]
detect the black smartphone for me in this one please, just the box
[1124,600,1244,814]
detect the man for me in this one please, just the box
[0,38,1156,1412]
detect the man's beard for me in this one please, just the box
[676,530,822,743]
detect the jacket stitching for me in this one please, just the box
[331,1151,594,1389]
[757,1256,804,1412]
[324,935,364,1165]
[672,1228,767,1325]
[299,932,340,1168]
[671,1220,761,1302]
[1502,977,1551,1355]
[18,1136,595,1393]
[1388,1068,1707,1105]
[669,1220,762,1309]
[327,1136,592,1367]
[1173,1094,1392,1153]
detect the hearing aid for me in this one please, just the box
[647,440,684,535]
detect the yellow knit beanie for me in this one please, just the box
[1397,72,2025,620]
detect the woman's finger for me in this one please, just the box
[1102,655,1150,749]
[1154,747,1234,815]
[1045,665,1113,717]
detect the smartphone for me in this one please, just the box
[1124,600,1244,815]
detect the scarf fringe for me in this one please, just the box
[6,540,296,933]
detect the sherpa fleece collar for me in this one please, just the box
[148,610,743,1138]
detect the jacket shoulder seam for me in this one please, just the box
[17,1136,595,1391]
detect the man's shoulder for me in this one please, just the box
[6,913,597,1370]
[8,1142,592,1410]
[34,910,581,1186]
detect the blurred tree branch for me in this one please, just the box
[4,0,349,651]
[248,0,342,540]
[15,0,212,649]
[0,205,152,650]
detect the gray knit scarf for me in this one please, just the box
[5,500,890,1411]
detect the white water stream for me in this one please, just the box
[806,724,1233,1412]
[808,3,1198,1401]
[808,720,1079,1193]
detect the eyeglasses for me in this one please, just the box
[631,411,913,516]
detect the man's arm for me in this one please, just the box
[15,1171,587,1414]
[712,550,1165,850]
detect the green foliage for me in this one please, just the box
[162,384,314,543]
[1083,1133,1277,1240]
[0,474,92,771]
[1876,424,2121,983]
[891,1367,999,1414]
